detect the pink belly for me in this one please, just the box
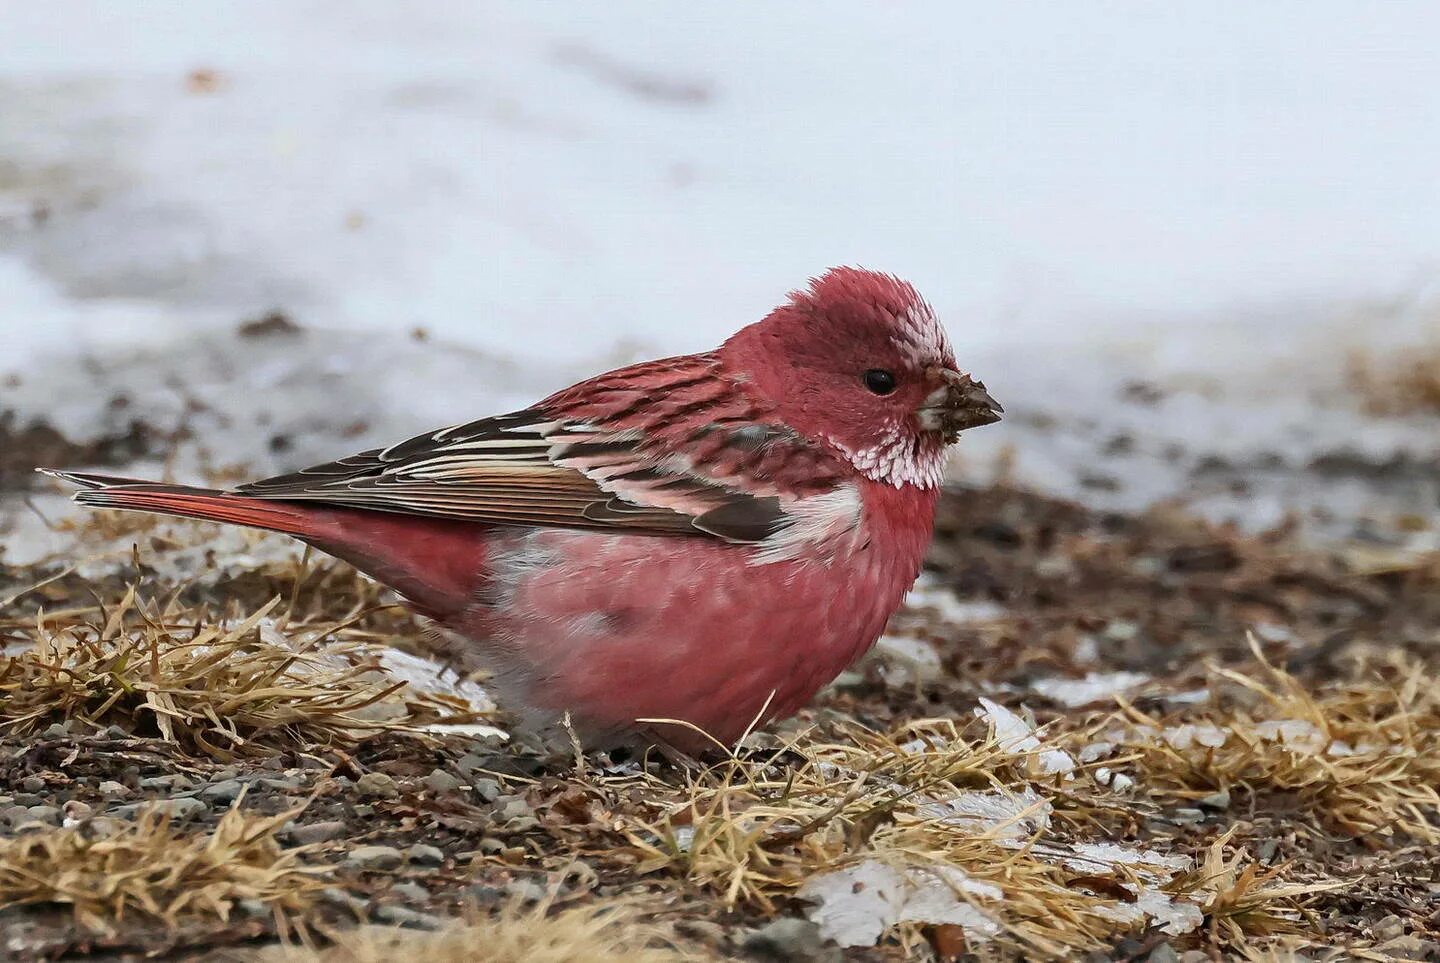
[451,524,925,751]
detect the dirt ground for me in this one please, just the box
[1,473,1437,961]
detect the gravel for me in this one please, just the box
[199,779,246,803]
[355,772,399,799]
[343,845,405,871]
[286,820,348,845]
[405,843,445,866]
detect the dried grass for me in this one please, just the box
[256,900,690,963]
[621,720,1199,957]
[0,584,482,758]
[0,803,325,934]
[1176,828,1341,943]
[1346,345,1440,416]
[1112,639,1440,842]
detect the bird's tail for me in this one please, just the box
[38,469,327,539]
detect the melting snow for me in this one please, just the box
[1028,671,1151,707]
[976,697,1077,776]
[799,861,1003,948]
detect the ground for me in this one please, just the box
[1,474,1437,961]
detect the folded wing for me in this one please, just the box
[237,354,852,545]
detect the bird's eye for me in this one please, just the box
[863,369,897,396]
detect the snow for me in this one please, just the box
[1028,672,1151,708]
[3,3,1440,536]
[4,3,1439,372]
[799,861,1003,948]
[975,697,1077,776]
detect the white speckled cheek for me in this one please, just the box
[824,428,948,490]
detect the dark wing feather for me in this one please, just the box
[235,407,789,542]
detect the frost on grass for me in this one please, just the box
[0,804,324,934]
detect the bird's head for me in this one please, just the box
[720,266,1001,489]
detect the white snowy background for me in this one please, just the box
[3,1,1440,558]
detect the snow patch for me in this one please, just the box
[799,861,1002,949]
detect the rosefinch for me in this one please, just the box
[44,267,1001,754]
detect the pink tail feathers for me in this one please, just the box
[40,470,329,539]
[39,469,494,620]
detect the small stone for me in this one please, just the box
[287,820,347,845]
[200,779,245,803]
[493,796,532,821]
[212,767,241,781]
[85,816,125,838]
[140,774,192,792]
[504,815,540,833]
[471,778,501,802]
[24,806,61,827]
[355,772,399,799]
[1373,915,1407,942]
[477,837,507,855]
[456,752,489,777]
[1197,789,1230,811]
[104,725,129,740]
[62,801,93,826]
[42,722,71,739]
[152,797,208,822]
[320,887,367,912]
[373,904,443,929]
[743,918,833,962]
[344,845,404,870]
[391,881,430,901]
[1146,945,1180,963]
[259,775,305,793]
[19,777,45,793]
[466,883,507,904]
[1,805,30,828]
[406,844,445,866]
[12,820,53,834]
[98,781,129,799]
[422,769,462,795]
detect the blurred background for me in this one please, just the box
[3,2,1439,559]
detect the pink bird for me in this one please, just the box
[44,268,1001,755]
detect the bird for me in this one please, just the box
[42,267,1002,755]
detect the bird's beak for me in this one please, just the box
[917,368,1004,442]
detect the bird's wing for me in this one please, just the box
[237,358,853,543]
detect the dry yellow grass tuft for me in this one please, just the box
[622,719,1223,958]
[0,803,325,934]
[0,584,482,758]
[1174,828,1341,944]
[257,901,691,963]
[1346,344,1440,416]
[1112,640,1440,842]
